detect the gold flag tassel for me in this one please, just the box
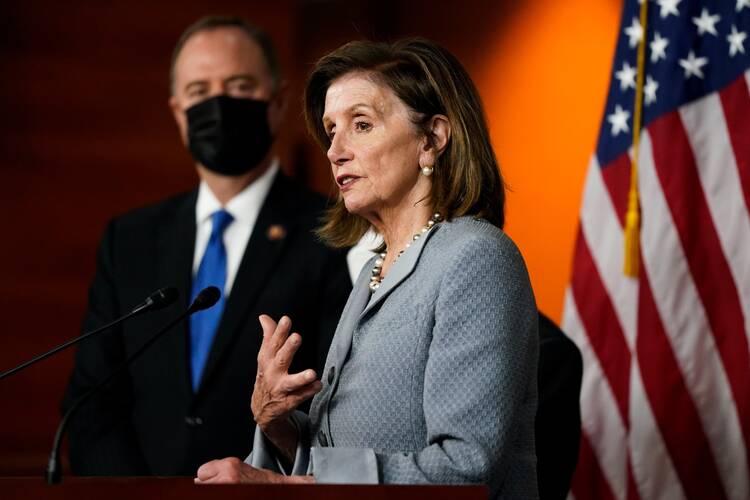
[623,0,649,277]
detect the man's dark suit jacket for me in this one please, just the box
[62,173,351,476]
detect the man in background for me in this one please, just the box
[63,16,351,476]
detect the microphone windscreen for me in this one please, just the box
[149,287,179,310]
[190,286,221,313]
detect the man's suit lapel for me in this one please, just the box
[198,174,292,393]
[157,191,197,398]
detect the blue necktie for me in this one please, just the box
[190,209,233,391]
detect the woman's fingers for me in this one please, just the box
[258,317,301,374]
[275,333,303,370]
[257,315,278,361]
[269,316,292,352]
[254,314,318,419]
[195,457,249,484]
[196,460,221,481]
[288,380,323,406]
[258,315,277,339]
[283,369,318,391]
[259,315,292,358]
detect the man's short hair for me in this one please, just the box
[169,15,281,95]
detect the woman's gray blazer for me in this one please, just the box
[248,217,539,499]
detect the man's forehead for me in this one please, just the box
[183,26,259,51]
[174,27,267,81]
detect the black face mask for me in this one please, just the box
[186,95,272,176]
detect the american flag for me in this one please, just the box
[562,0,750,499]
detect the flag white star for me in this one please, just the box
[727,25,747,56]
[650,32,669,62]
[693,8,721,37]
[657,0,681,18]
[608,105,631,136]
[625,17,644,48]
[679,51,709,79]
[644,75,659,105]
[737,0,750,12]
[615,61,637,91]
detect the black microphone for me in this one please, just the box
[0,286,179,381]
[187,285,221,314]
[45,286,221,484]
[130,286,180,315]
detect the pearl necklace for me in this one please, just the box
[369,212,442,292]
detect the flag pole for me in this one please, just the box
[624,0,649,277]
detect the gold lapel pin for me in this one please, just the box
[266,224,287,241]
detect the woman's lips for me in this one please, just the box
[336,175,360,192]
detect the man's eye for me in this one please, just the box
[230,82,255,94]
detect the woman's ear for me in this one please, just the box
[419,114,451,169]
[428,114,451,155]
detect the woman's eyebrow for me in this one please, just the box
[323,103,379,122]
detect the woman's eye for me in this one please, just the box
[354,121,372,132]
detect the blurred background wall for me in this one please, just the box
[0,0,621,475]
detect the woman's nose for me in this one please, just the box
[327,133,353,166]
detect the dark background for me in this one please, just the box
[0,0,516,475]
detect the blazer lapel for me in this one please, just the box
[157,191,197,398]
[197,174,292,393]
[358,224,440,319]
[330,263,374,369]
[326,225,442,373]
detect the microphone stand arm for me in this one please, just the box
[45,308,193,484]
[0,311,142,381]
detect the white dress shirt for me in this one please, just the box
[192,160,279,297]
[346,229,383,283]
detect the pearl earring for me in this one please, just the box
[421,165,434,176]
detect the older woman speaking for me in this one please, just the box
[196,38,539,499]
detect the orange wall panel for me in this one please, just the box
[475,0,621,321]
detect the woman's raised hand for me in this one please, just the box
[252,315,322,433]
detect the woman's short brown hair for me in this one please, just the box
[305,38,505,248]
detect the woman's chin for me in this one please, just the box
[342,197,369,216]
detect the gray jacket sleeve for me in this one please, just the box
[245,411,311,476]
[244,404,381,483]
[309,233,538,493]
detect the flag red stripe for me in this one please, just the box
[636,267,728,500]
[600,154,632,227]
[571,432,618,500]
[571,227,631,423]
[719,75,750,214]
[626,454,642,500]
[648,112,750,452]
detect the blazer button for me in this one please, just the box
[318,429,329,447]
[327,366,335,384]
[185,416,203,427]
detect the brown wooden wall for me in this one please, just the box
[0,0,513,475]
